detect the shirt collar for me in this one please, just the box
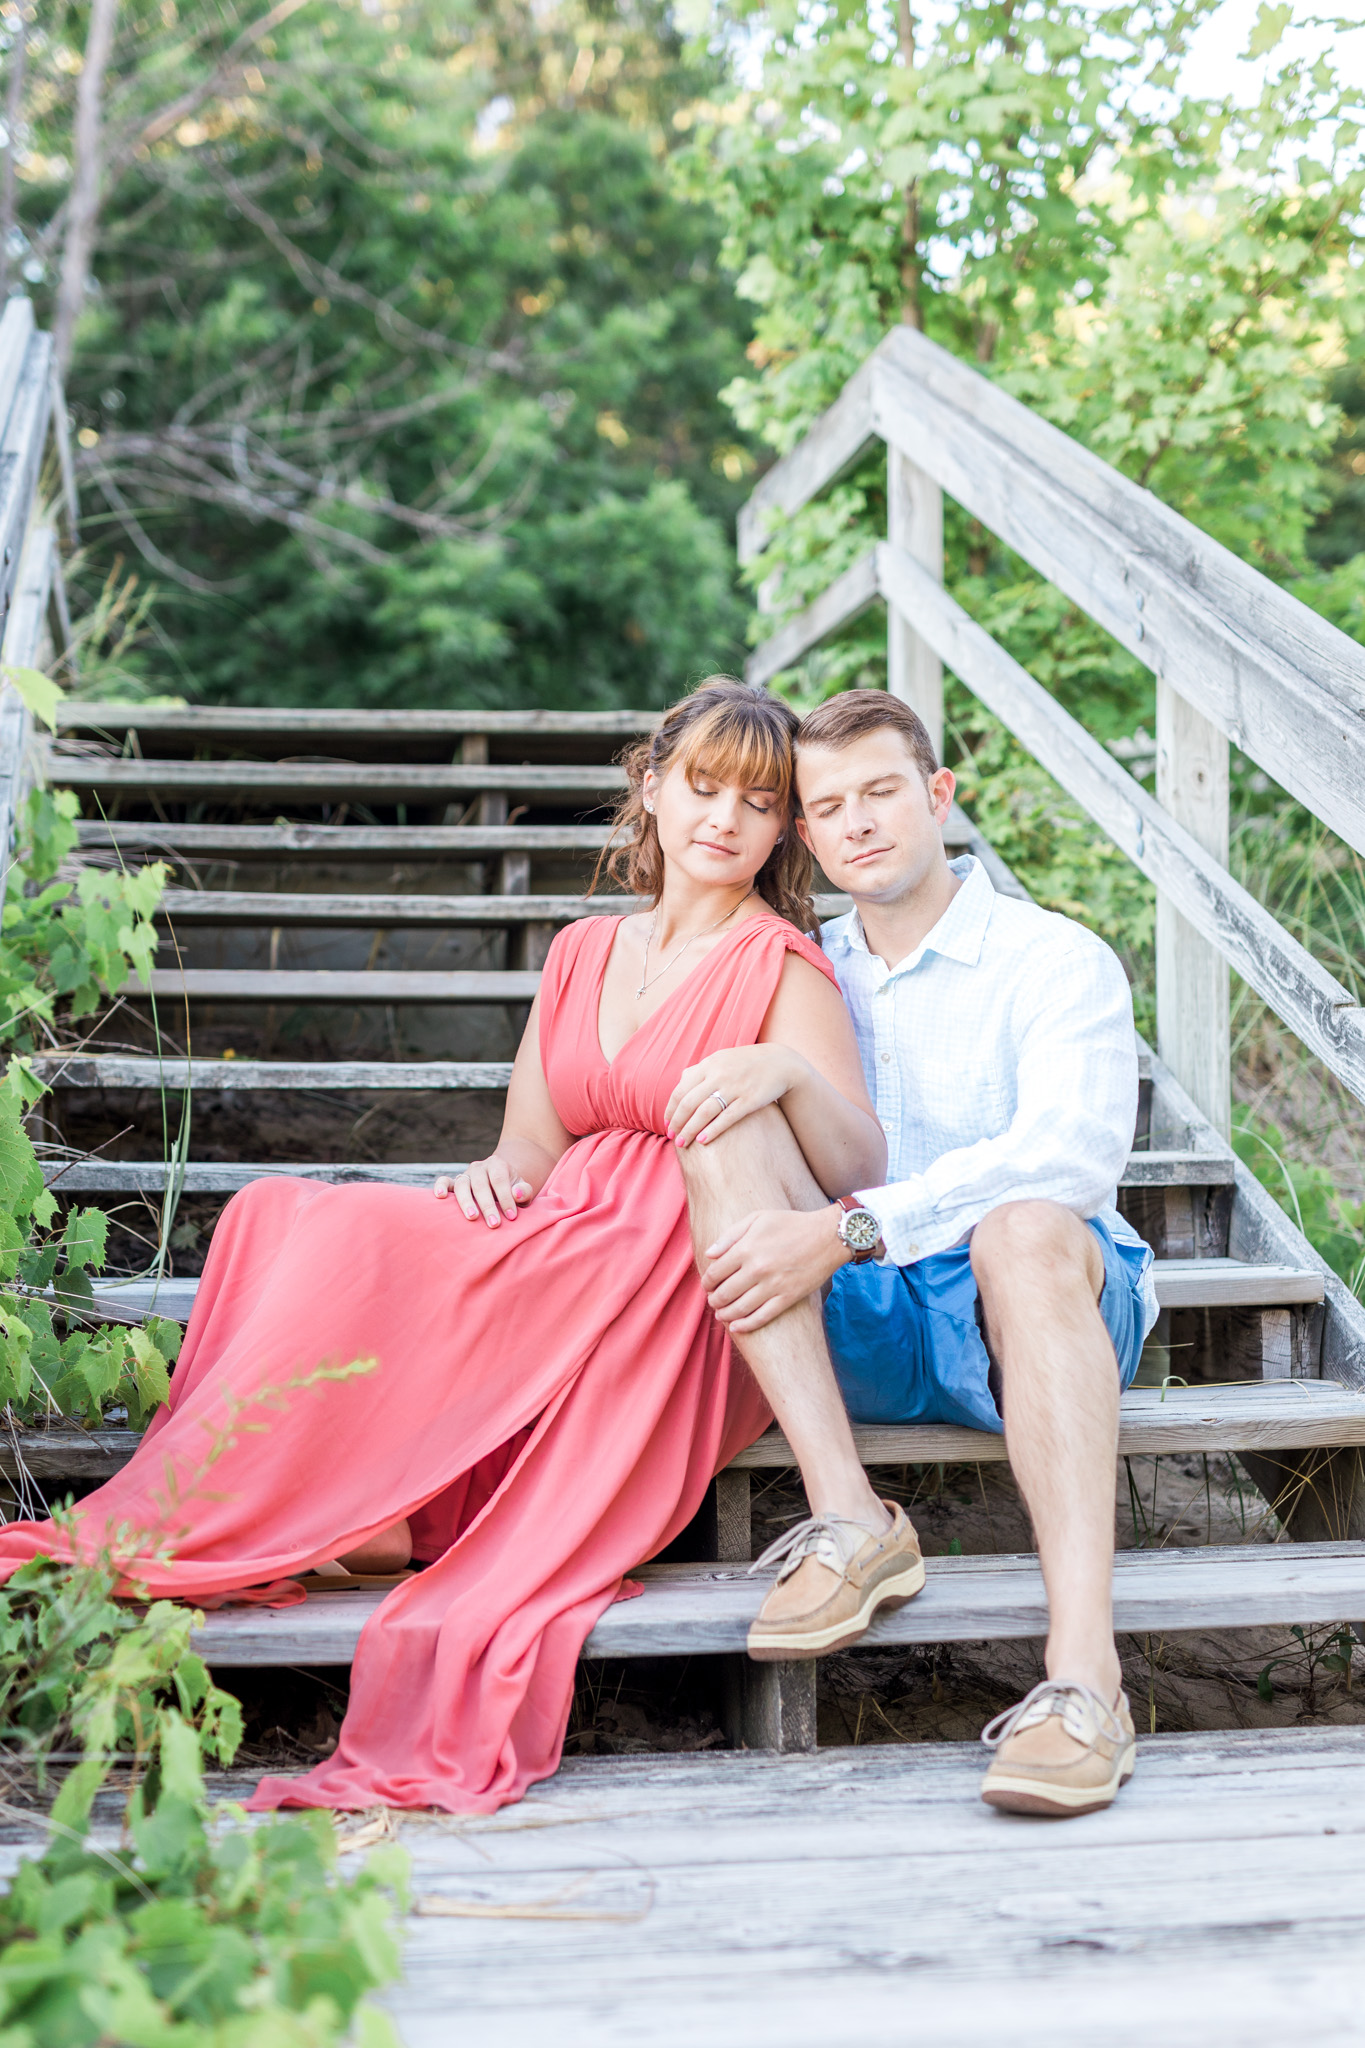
[826,856,995,977]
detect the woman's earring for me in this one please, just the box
[644,800,655,814]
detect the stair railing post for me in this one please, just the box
[886,450,944,762]
[1155,678,1231,1140]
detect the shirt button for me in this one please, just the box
[880,1051,892,1063]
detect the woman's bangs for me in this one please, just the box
[677,703,791,800]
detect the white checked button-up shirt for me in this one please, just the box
[822,856,1156,1331]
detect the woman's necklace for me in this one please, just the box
[635,889,756,1000]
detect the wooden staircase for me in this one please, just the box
[8,690,1362,1752]
[5,292,1365,1755]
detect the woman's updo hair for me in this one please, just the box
[591,677,817,934]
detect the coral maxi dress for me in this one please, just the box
[0,912,840,1812]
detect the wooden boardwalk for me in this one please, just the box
[376,1729,1365,2046]
[1,1730,1361,2044]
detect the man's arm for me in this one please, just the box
[701,933,1138,1333]
[858,936,1138,1265]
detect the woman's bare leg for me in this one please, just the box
[333,1520,413,1574]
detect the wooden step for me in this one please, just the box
[156,890,637,927]
[1155,1258,1323,1308]
[734,1379,1365,1466]
[42,1159,463,1192]
[15,1379,1362,1486]
[65,1256,1324,1332]
[29,1047,1157,1090]
[185,1539,1365,1667]
[30,1057,516,1090]
[79,822,622,860]
[153,889,855,927]
[49,757,626,804]
[76,813,979,863]
[57,705,657,742]
[117,969,542,1003]
[38,1149,1232,1194]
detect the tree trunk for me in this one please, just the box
[897,0,922,330]
[0,3,28,307]
[53,0,120,378]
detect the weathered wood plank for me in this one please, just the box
[1155,677,1231,1136]
[40,1159,467,1192]
[0,332,55,632]
[47,757,626,802]
[34,1147,1229,1193]
[887,449,945,760]
[735,1379,1365,1468]
[736,358,878,565]
[29,1057,515,1090]
[152,890,852,927]
[58,705,656,740]
[875,541,1365,1106]
[21,1377,1364,1485]
[0,300,36,446]
[77,814,974,862]
[744,553,881,691]
[188,1538,1365,1666]
[117,969,543,1003]
[79,822,622,859]
[51,1257,1320,1331]
[1155,1258,1322,1307]
[155,891,634,926]
[1119,1149,1234,1186]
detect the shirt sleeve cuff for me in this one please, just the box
[856,1181,938,1267]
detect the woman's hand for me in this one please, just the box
[666,1045,806,1150]
[434,1156,533,1227]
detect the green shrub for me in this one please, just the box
[0,1542,406,2047]
[0,789,166,1056]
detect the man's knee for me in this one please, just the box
[970,1200,1102,1298]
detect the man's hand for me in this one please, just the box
[666,1045,805,1150]
[700,1204,849,1335]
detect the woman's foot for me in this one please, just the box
[746,1501,924,1660]
[319,1518,414,1577]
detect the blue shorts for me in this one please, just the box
[824,1218,1151,1434]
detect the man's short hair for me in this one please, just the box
[796,688,938,784]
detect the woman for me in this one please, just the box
[0,679,901,1813]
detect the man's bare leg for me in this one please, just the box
[677,1105,891,1619]
[970,1200,1123,1702]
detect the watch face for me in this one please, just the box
[841,1206,880,1253]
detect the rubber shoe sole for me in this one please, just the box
[980,1743,1136,1819]
[746,1555,927,1662]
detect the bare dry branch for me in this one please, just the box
[53,0,121,377]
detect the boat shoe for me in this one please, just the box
[746,1501,925,1661]
[980,1680,1136,1818]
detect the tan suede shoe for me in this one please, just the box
[980,1680,1136,1818]
[746,1501,925,1661]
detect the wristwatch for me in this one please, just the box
[835,1195,883,1264]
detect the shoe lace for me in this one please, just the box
[980,1679,1123,1750]
[748,1511,879,1584]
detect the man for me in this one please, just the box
[672,689,1154,1818]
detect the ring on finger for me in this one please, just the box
[710,1091,728,1113]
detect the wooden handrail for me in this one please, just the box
[739,325,1365,1133]
[741,329,1365,866]
[747,539,1365,1109]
